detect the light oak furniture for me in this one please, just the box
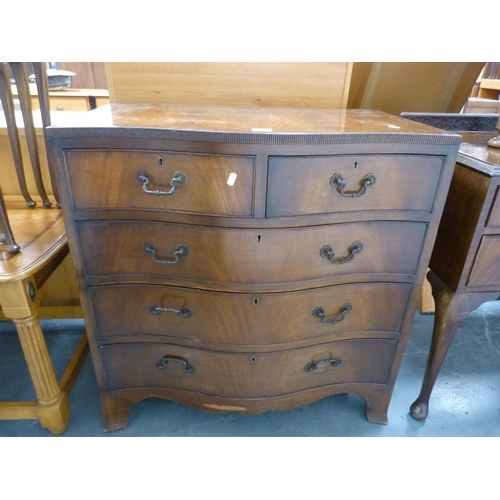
[0,103,90,321]
[46,103,460,432]
[464,98,500,115]
[0,62,88,434]
[410,133,500,420]
[347,63,484,115]
[478,79,500,100]
[10,86,110,112]
[105,62,353,108]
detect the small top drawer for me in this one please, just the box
[64,150,255,217]
[266,154,444,217]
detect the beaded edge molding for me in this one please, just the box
[46,127,462,145]
[401,113,500,132]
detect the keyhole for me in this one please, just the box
[253,298,259,306]
[257,235,261,242]
[353,161,358,170]
[158,156,164,167]
[251,357,256,363]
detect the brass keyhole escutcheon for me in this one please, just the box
[253,298,259,306]
[257,235,262,242]
[251,356,256,363]
[158,156,164,167]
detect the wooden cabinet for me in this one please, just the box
[410,139,500,420]
[46,104,460,432]
[10,86,109,112]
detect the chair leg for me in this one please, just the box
[13,313,70,434]
[0,278,70,434]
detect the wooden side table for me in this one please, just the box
[410,133,500,419]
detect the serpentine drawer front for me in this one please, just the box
[77,220,427,284]
[88,282,413,345]
[267,154,444,216]
[100,339,398,398]
[46,105,460,431]
[65,150,255,216]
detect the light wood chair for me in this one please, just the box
[0,62,88,434]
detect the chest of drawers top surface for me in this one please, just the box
[46,103,461,139]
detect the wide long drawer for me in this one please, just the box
[77,220,427,284]
[64,150,255,216]
[89,282,412,345]
[267,154,444,216]
[101,339,397,397]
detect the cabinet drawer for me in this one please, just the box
[468,235,500,286]
[486,186,500,227]
[101,339,397,397]
[90,282,412,345]
[78,220,427,284]
[64,150,255,216]
[267,154,444,216]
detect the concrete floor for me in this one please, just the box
[1,303,500,437]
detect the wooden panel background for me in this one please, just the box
[347,62,485,114]
[105,62,353,108]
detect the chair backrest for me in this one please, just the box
[0,62,57,254]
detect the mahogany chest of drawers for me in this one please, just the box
[46,104,460,431]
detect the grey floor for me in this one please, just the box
[1,302,500,437]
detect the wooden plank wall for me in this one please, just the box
[347,62,484,114]
[105,62,353,108]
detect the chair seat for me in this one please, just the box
[0,201,68,284]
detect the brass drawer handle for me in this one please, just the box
[312,303,353,325]
[330,173,376,197]
[156,356,195,374]
[136,170,189,196]
[142,242,189,265]
[320,241,363,264]
[304,357,342,372]
[150,305,193,318]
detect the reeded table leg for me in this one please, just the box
[410,271,499,420]
[0,279,70,434]
[14,314,70,434]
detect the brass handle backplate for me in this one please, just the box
[150,305,193,318]
[142,242,189,265]
[312,303,353,325]
[136,170,189,196]
[156,356,195,374]
[320,241,363,265]
[304,357,342,372]
[330,173,376,197]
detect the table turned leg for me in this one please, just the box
[0,278,70,434]
[410,271,499,420]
